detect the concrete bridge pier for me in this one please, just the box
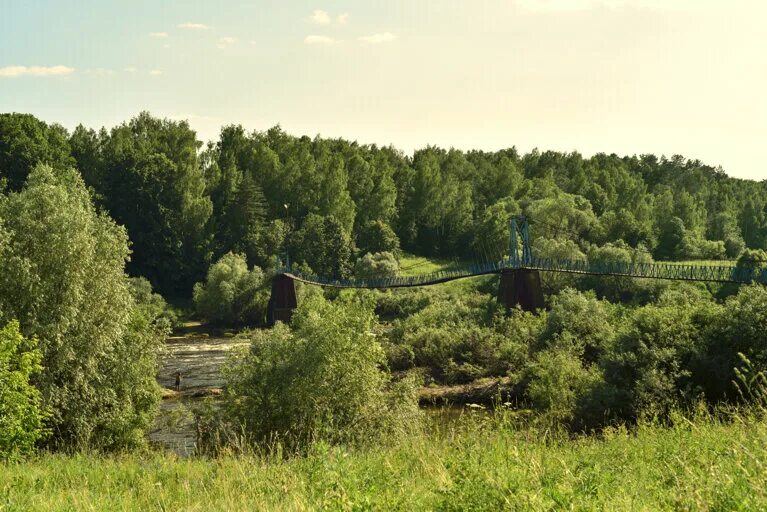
[268,274,297,326]
[497,269,545,312]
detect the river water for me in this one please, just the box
[148,332,492,456]
[148,333,247,456]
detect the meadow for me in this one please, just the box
[2,410,766,511]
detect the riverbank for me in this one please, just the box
[5,412,766,510]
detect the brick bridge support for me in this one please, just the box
[497,268,545,312]
[267,274,297,326]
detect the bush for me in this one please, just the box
[222,294,421,452]
[602,304,704,421]
[680,236,726,260]
[354,251,400,280]
[0,321,48,459]
[525,334,603,426]
[0,165,164,450]
[541,289,615,363]
[127,277,178,329]
[193,252,269,326]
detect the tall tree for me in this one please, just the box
[100,113,212,295]
[0,113,74,191]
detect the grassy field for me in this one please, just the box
[3,412,766,511]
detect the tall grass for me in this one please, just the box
[3,411,767,511]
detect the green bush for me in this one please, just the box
[354,251,400,280]
[602,304,704,421]
[525,334,604,426]
[193,252,269,326]
[541,289,616,363]
[0,321,48,459]
[222,294,421,452]
[127,277,179,329]
[0,165,164,450]
[374,289,433,319]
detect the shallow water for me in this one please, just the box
[148,334,247,456]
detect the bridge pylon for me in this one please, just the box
[267,273,297,326]
[497,268,545,312]
[500,217,545,312]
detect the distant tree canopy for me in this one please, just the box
[2,112,767,296]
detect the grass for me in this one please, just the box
[3,412,767,511]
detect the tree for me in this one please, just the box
[656,217,686,260]
[193,252,269,326]
[0,113,74,191]
[99,112,212,296]
[289,214,354,278]
[0,321,48,459]
[0,165,164,450]
[473,197,521,260]
[526,193,597,242]
[356,220,401,256]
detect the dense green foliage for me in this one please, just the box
[192,252,269,326]
[0,321,48,459]
[0,165,165,450]
[4,112,767,296]
[353,251,400,280]
[3,412,767,510]
[376,279,767,430]
[216,295,421,452]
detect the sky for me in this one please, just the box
[1,0,765,180]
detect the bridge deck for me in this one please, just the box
[281,258,767,289]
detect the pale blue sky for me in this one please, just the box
[1,0,765,179]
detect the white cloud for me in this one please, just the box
[308,10,331,25]
[217,36,236,49]
[149,32,168,38]
[149,69,162,76]
[0,65,75,78]
[337,13,349,24]
[358,32,396,44]
[304,35,340,45]
[178,22,211,30]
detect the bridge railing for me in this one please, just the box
[277,257,767,288]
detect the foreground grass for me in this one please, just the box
[3,413,767,511]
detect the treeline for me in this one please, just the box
[2,112,767,296]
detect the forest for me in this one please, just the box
[2,111,767,509]
[3,112,767,298]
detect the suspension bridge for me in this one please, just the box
[268,217,767,324]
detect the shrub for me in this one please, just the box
[602,304,703,421]
[127,277,178,329]
[374,289,433,319]
[541,289,615,363]
[737,249,767,268]
[525,334,604,426]
[222,294,421,452]
[680,236,726,260]
[0,321,48,459]
[193,252,269,326]
[699,286,767,402]
[0,165,164,450]
[354,251,400,280]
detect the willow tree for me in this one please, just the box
[0,165,164,450]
